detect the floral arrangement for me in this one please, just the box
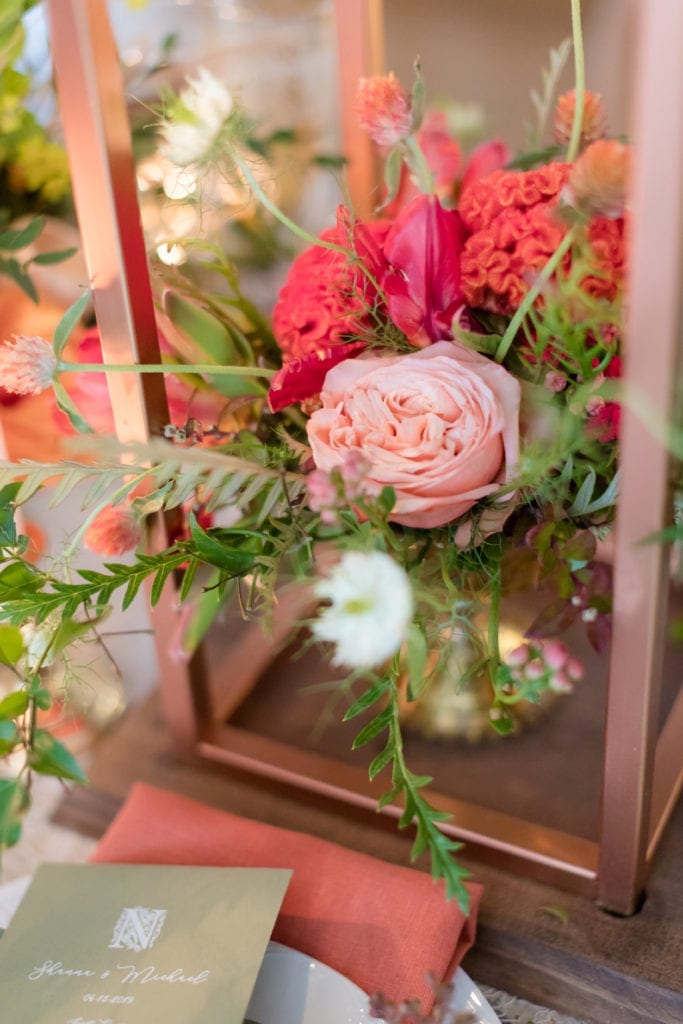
[0,1,628,911]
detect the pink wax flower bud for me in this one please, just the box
[306,469,338,512]
[524,661,546,682]
[566,657,585,682]
[354,72,413,147]
[544,370,567,393]
[0,334,58,395]
[549,670,574,694]
[506,644,531,668]
[541,639,569,671]
[84,503,143,557]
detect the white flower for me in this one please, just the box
[160,67,234,166]
[0,334,58,395]
[312,550,414,669]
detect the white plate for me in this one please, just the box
[0,877,500,1024]
[246,942,501,1024]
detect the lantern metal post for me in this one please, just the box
[597,0,683,914]
[333,0,385,217]
[47,0,210,752]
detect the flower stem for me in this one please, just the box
[494,224,578,364]
[567,0,585,162]
[232,153,386,298]
[405,136,435,194]
[487,560,502,675]
[60,361,275,379]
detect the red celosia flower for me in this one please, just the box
[587,354,621,442]
[84,503,142,556]
[553,89,607,148]
[382,194,467,346]
[354,72,412,147]
[272,212,391,363]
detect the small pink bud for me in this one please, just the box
[549,671,574,694]
[354,72,412,148]
[524,661,546,682]
[506,644,531,668]
[566,657,585,682]
[542,640,569,671]
[0,334,58,395]
[544,370,567,393]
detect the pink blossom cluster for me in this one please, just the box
[505,639,584,694]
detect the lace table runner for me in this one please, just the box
[480,984,590,1024]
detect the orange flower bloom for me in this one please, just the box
[459,164,571,313]
[568,139,631,218]
[84,504,142,557]
[553,89,607,148]
[354,73,412,147]
[459,161,626,314]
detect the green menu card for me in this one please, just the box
[0,862,291,1024]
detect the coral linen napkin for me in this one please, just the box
[91,783,482,1008]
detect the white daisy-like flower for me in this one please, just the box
[0,334,58,395]
[160,67,234,166]
[312,550,414,670]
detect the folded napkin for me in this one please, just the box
[91,783,481,1008]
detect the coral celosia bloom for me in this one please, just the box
[0,334,58,395]
[354,72,413,147]
[84,504,142,557]
[567,139,631,219]
[459,162,626,313]
[553,89,607,148]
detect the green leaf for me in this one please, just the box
[0,623,23,665]
[0,483,20,545]
[52,380,93,433]
[0,690,29,720]
[52,288,91,358]
[377,146,403,212]
[162,290,238,365]
[343,681,388,721]
[405,623,427,700]
[351,706,393,749]
[0,21,24,72]
[368,742,394,780]
[28,247,78,266]
[539,903,570,924]
[188,513,258,574]
[0,720,18,755]
[28,730,89,784]
[567,468,596,517]
[409,57,426,133]
[0,778,29,849]
[0,255,38,302]
[0,216,44,252]
[0,561,40,601]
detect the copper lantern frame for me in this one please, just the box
[47,0,683,916]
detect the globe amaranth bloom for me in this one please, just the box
[354,73,413,148]
[84,504,143,557]
[0,334,58,395]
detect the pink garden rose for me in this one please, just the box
[306,340,521,529]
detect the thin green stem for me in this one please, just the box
[60,361,275,379]
[494,225,578,364]
[566,0,585,162]
[487,560,502,678]
[232,153,386,299]
[405,136,435,194]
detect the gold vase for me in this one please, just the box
[399,622,559,744]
